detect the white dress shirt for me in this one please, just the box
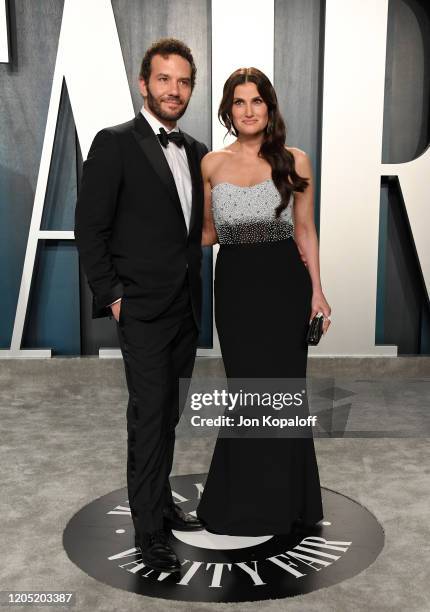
[108,106,193,308]
[140,106,193,232]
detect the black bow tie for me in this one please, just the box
[158,127,185,148]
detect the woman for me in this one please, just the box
[196,67,331,536]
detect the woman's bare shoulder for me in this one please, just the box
[285,146,311,172]
[285,145,308,160]
[201,148,234,172]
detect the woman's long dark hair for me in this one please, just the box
[218,67,309,218]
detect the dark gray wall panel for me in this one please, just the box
[383,0,430,162]
[111,0,211,145]
[41,82,77,232]
[274,0,324,227]
[383,178,424,354]
[274,0,323,158]
[22,240,80,355]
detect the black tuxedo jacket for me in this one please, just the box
[74,113,208,328]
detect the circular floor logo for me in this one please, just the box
[63,474,384,603]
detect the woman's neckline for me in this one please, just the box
[211,178,273,192]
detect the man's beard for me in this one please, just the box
[146,86,189,122]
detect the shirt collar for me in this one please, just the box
[140,105,179,135]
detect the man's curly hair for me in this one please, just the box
[139,38,196,89]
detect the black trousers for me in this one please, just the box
[116,279,199,534]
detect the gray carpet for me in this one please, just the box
[0,357,429,611]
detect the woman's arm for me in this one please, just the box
[201,154,219,247]
[291,149,332,334]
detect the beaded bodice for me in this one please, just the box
[211,179,294,245]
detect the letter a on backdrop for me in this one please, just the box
[1,0,133,357]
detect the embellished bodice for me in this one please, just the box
[211,179,294,245]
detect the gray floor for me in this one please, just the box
[1,356,429,611]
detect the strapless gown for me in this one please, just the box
[196,179,324,535]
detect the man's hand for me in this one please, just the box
[110,299,122,322]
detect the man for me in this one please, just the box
[74,38,208,573]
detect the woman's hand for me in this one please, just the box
[310,290,331,335]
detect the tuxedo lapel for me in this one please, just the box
[131,113,185,226]
[182,134,201,236]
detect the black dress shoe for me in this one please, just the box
[136,529,181,573]
[163,503,204,531]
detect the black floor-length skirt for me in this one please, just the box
[196,237,324,535]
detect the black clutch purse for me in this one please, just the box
[306,314,324,345]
